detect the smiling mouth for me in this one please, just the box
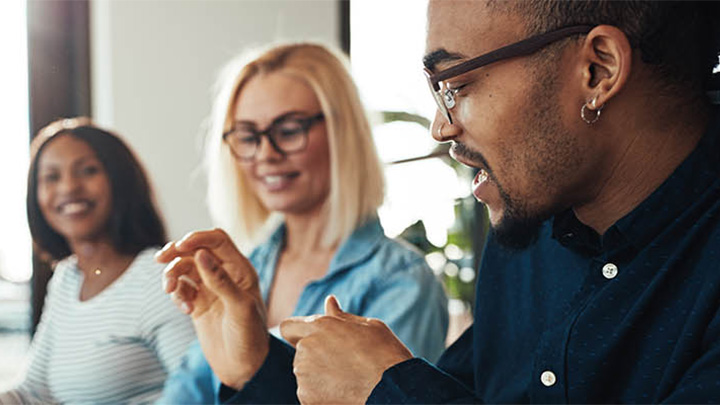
[260,172,300,189]
[57,200,94,215]
[475,169,489,185]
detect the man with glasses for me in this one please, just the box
[167,1,720,403]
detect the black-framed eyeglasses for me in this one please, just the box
[424,25,593,124]
[223,112,325,161]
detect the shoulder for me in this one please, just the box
[374,235,427,267]
[126,247,165,280]
[121,247,168,297]
[363,234,436,283]
[45,256,80,295]
[338,218,432,278]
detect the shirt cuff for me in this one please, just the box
[368,358,479,404]
[219,335,298,404]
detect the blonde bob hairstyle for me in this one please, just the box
[205,42,385,252]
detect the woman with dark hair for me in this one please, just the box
[0,117,196,404]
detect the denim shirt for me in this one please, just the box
[224,111,720,404]
[157,218,448,404]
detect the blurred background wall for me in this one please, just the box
[0,0,343,389]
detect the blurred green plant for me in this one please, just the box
[382,110,489,310]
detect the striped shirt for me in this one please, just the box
[0,248,196,404]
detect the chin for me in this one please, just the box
[261,196,297,211]
[483,194,550,250]
[64,229,106,243]
[52,218,108,242]
[486,205,505,227]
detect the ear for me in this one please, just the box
[579,25,632,108]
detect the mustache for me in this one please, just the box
[451,142,493,174]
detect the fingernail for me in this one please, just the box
[157,242,173,256]
[177,231,195,248]
[179,275,199,291]
[180,302,190,314]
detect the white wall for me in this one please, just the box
[90,0,340,239]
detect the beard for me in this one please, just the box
[453,142,549,250]
[490,184,550,250]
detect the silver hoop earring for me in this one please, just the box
[581,98,604,125]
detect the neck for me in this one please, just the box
[283,204,336,255]
[574,98,711,235]
[68,237,133,278]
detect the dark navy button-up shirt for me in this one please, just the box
[370,111,720,404]
[224,110,720,404]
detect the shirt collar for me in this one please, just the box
[553,108,720,255]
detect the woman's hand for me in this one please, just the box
[156,229,268,389]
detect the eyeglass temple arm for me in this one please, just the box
[429,25,593,89]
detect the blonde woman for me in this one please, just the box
[158,43,448,404]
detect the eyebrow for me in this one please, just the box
[423,49,465,72]
[234,110,309,128]
[39,156,98,171]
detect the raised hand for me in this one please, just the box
[156,229,268,389]
[281,296,414,404]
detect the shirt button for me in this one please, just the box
[540,370,556,387]
[602,263,618,279]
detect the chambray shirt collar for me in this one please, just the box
[327,217,385,276]
[553,108,720,256]
[256,217,385,300]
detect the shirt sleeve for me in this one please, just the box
[138,265,197,387]
[362,257,449,362]
[0,269,63,404]
[368,326,481,404]
[155,340,216,405]
[220,335,298,404]
[661,306,720,404]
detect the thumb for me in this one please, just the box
[324,295,344,317]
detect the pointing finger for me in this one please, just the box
[176,229,246,264]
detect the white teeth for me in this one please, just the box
[263,174,297,187]
[61,201,90,215]
[264,175,284,186]
[478,169,488,183]
[475,169,488,185]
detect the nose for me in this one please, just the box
[254,135,284,162]
[431,111,461,143]
[56,173,82,195]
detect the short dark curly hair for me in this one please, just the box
[492,0,720,94]
[27,117,167,261]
